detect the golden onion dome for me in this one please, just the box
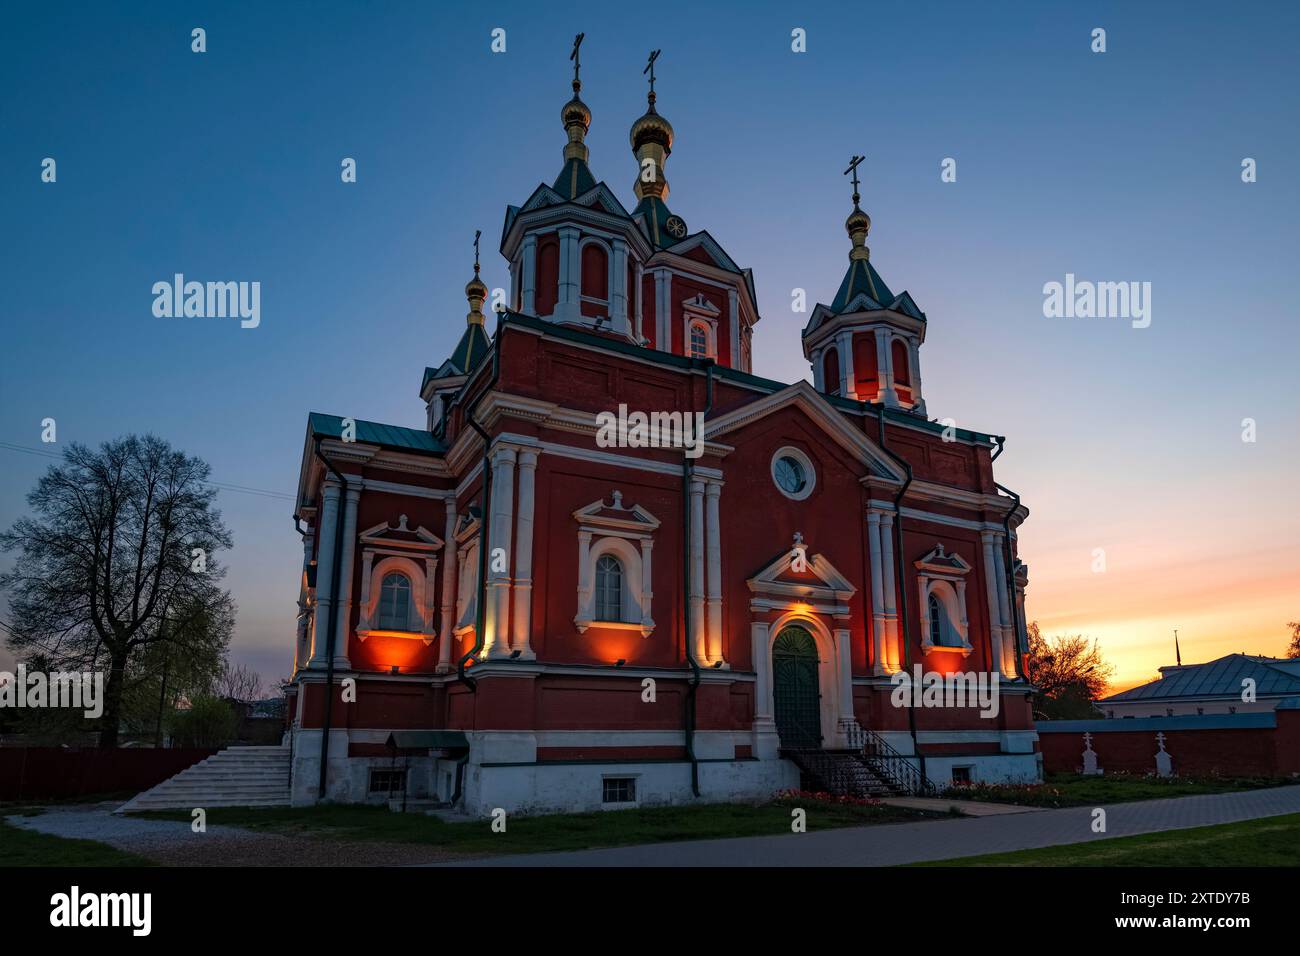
[630,102,673,154]
[845,205,871,237]
[562,87,591,133]
[465,270,488,301]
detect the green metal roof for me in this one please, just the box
[552,157,597,200]
[831,257,895,312]
[447,323,490,377]
[634,195,678,249]
[308,412,444,454]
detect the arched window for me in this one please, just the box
[854,333,878,399]
[595,554,624,622]
[891,338,912,404]
[378,573,412,630]
[536,238,560,316]
[822,347,840,395]
[928,593,944,646]
[689,321,710,358]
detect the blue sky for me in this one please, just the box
[2,1,1298,687]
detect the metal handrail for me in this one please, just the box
[847,725,935,796]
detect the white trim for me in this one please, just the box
[771,445,816,501]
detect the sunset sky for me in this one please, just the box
[2,1,1297,693]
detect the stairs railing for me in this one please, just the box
[845,725,935,796]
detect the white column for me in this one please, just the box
[331,485,360,669]
[482,446,516,659]
[704,481,724,666]
[639,539,655,634]
[880,512,900,672]
[992,536,1014,674]
[356,550,375,631]
[874,328,897,405]
[611,239,628,334]
[422,556,438,639]
[295,521,315,672]
[689,478,707,664]
[634,261,644,342]
[836,329,856,399]
[511,449,538,659]
[575,530,593,628]
[437,501,457,672]
[908,336,925,412]
[308,483,340,668]
[654,268,671,351]
[867,512,886,675]
[728,287,740,369]
[981,531,1007,676]
[521,234,537,315]
[556,227,581,322]
[834,627,857,742]
[750,621,779,759]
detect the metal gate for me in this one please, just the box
[772,626,821,749]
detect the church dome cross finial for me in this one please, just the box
[843,154,872,261]
[464,229,488,326]
[631,49,674,205]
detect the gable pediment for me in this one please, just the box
[359,515,442,551]
[706,381,906,482]
[573,491,661,536]
[748,534,857,603]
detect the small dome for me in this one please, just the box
[845,206,871,236]
[465,272,488,300]
[630,105,673,154]
[562,92,591,132]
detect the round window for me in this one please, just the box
[771,447,816,500]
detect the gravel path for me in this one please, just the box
[5,802,472,866]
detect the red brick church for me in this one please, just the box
[285,44,1040,812]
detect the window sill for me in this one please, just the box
[576,618,655,637]
[356,628,435,646]
[920,641,973,657]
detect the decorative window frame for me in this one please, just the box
[914,543,973,657]
[578,236,612,316]
[355,515,442,644]
[453,511,481,640]
[681,293,720,359]
[771,445,817,502]
[573,491,659,637]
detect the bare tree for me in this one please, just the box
[217,662,264,702]
[1286,621,1300,659]
[0,435,235,747]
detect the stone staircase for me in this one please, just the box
[116,745,291,813]
[783,749,903,798]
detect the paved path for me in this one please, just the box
[439,785,1300,867]
[880,796,1040,816]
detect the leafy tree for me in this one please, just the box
[1286,621,1300,659]
[167,695,238,748]
[1025,621,1115,720]
[0,435,235,748]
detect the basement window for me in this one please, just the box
[369,769,407,794]
[950,766,973,786]
[602,776,637,805]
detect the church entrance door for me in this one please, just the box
[772,625,821,749]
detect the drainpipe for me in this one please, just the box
[991,436,1027,682]
[311,437,348,801]
[681,360,714,798]
[455,331,502,692]
[874,406,927,787]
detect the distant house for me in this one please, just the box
[1100,654,1300,718]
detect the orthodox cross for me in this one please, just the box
[570,33,584,84]
[1083,731,1094,750]
[644,49,661,95]
[473,230,481,272]
[1155,732,1167,752]
[844,154,865,206]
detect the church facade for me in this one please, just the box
[285,46,1041,814]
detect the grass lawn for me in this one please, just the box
[938,773,1290,809]
[0,818,153,867]
[131,797,936,856]
[916,812,1300,866]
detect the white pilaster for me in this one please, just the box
[634,261,644,342]
[836,329,857,399]
[981,531,1008,676]
[880,511,900,672]
[308,482,340,668]
[521,234,537,315]
[834,627,858,743]
[639,539,655,635]
[483,447,516,659]
[704,481,724,666]
[438,501,457,672]
[654,268,671,351]
[555,226,581,322]
[611,239,628,334]
[689,477,707,664]
[511,449,538,659]
[812,348,825,391]
[750,621,779,759]
[908,336,925,412]
[992,536,1015,674]
[728,287,740,370]
[330,485,360,669]
[874,328,898,406]
[867,512,886,675]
